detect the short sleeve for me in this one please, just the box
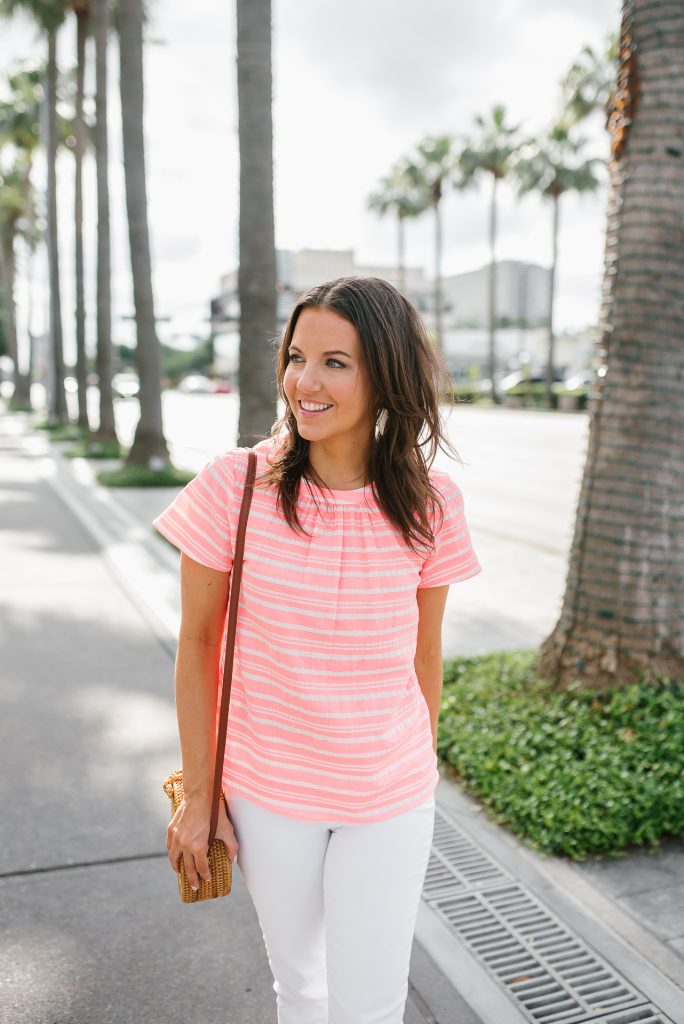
[152,452,234,572]
[417,474,482,588]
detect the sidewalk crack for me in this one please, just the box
[0,851,167,879]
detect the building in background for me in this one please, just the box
[209,250,590,380]
[442,260,551,327]
[210,248,431,337]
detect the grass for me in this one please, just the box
[438,649,684,861]
[96,463,195,487]
[63,438,123,459]
[33,420,88,442]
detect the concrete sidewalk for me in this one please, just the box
[3,409,684,1024]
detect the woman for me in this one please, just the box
[155,275,482,1024]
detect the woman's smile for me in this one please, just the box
[298,399,334,417]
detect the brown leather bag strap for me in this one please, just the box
[208,447,257,844]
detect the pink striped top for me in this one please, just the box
[153,434,482,822]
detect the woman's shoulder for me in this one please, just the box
[209,435,281,486]
[427,465,463,503]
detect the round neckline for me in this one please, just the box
[254,436,374,504]
[303,480,373,504]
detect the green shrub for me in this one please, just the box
[63,438,123,459]
[33,420,87,441]
[441,383,492,404]
[438,649,684,860]
[96,464,195,487]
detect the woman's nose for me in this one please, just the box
[297,365,322,392]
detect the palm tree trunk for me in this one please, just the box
[0,231,31,409]
[119,0,169,466]
[0,235,19,384]
[488,173,499,403]
[12,159,38,410]
[74,7,89,429]
[433,199,443,356]
[537,0,684,690]
[46,29,68,425]
[546,192,560,409]
[236,0,277,448]
[92,0,116,442]
[397,210,405,293]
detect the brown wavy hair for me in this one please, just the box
[257,275,464,555]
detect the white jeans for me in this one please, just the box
[227,792,436,1024]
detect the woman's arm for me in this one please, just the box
[166,552,239,890]
[174,552,231,797]
[414,584,450,753]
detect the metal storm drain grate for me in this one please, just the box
[422,808,674,1024]
[425,811,513,897]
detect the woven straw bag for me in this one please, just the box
[162,448,257,904]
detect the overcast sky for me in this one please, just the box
[0,0,620,359]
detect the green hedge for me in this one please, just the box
[96,464,195,487]
[438,650,684,861]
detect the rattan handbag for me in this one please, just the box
[162,448,257,904]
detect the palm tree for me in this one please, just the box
[458,105,523,403]
[118,0,169,466]
[513,122,601,408]
[0,62,44,409]
[236,0,277,447]
[91,0,116,446]
[0,171,22,378]
[0,159,36,407]
[0,59,89,415]
[559,33,619,130]
[0,0,70,425]
[404,135,456,356]
[536,0,684,690]
[70,0,91,430]
[367,157,425,293]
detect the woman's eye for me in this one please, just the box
[288,354,345,368]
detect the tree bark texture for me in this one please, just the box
[537,0,684,689]
[1,228,32,409]
[74,8,90,428]
[46,29,68,424]
[93,0,116,440]
[119,0,169,465]
[545,192,559,409]
[397,210,405,294]
[433,199,443,357]
[488,174,499,403]
[236,0,278,448]
[0,237,19,379]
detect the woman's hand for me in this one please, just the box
[166,792,239,890]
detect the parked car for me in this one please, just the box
[562,369,595,392]
[212,379,235,394]
[501,369,565,392]
[177,374,215,394]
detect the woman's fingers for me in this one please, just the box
[165,802,212,890]
[215,801,239,863]
[194,848,212,885]
[164,798,237,891]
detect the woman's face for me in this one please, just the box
[283,306,375,448]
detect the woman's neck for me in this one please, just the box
[307,441,371,490]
